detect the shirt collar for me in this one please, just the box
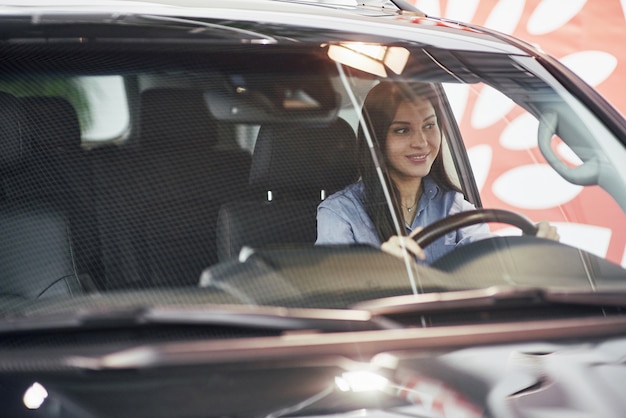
[422,175,440,200]
[406,176,440,229]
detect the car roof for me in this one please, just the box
[0,0,527,55]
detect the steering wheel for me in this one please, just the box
[410,208,626,287]
[412,208,538,249]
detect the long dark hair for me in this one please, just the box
[357,81,460,242]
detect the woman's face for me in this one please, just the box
[384,97,441,183]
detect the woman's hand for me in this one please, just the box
[536,220,559,241]
[381,227,426,260]
[381,221,559,261]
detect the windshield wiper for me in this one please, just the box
[351,285,626,316]
[0,304,400,335]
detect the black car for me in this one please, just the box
[1,1,626,417]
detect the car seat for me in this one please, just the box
[19,96,100,290]
[94,88,251,289]
[0,92,84,304]
[216,117,358,262]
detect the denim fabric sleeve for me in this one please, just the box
[315,182,382,247]
[451,194,493,246]
[316,205,356,245]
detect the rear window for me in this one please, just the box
[0,75,129,143]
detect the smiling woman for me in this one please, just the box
[318,81,518,264]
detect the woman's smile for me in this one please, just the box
[406,152,430,163]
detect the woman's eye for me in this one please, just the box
[393,127,409,134]
[423,123,435,130]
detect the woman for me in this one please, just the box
[316,81,558,264]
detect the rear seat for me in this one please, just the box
[18,96,101,290]
[92,88,251,289]
[0,92,85,302]
[2,86,252,295]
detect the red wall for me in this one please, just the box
[412,0,626,265]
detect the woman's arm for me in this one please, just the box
[316,184,383,247]
[454,197,492,246]
[315,206,357,245]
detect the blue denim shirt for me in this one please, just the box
[315,176,491,265]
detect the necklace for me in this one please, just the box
[403,194,419,213]
[402,185,422,214]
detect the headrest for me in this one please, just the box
[20,96,82,153]
[249,118,358,197]
[0,92,27,171]
[139,88,218,149]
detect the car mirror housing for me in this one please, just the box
[205,58,341,123]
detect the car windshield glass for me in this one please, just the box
[6,4,626,418]
[0,8,625,321]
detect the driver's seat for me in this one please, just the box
[216,118,358,261]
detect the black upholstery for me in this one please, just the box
[94,88,251,288]
[248,119,357,198]
[0,204,83,300]
[19,96,101,288]
[0,92,83,302]
[139,88,220,150]
[216,118,358,261]
[0,92,28,170]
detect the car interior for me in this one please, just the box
[0,42,377,302]
[3,22,626,308]
[4,6,626,418]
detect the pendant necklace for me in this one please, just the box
[404,185,422,214]
[404,194,419,213]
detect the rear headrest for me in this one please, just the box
[249,118,358,197]
[0,92,28,171]
[20,96,82,153]
[140,88,218,149]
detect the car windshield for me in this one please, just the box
[0,2,625,315]
[4,2,626,417]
